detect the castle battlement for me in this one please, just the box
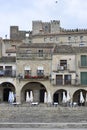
[61,28,87,33]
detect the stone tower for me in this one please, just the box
[50,20,60,33]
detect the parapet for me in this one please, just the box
[32,20,61,35]
[61,28,87,33]
[10,26,30,40]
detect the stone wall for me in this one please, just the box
[0,38,2,57]
[32,20,60,35]
[10,26,30,40]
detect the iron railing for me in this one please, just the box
[17,74,49,81]
[0,70,16,77]
[52,79,80,86]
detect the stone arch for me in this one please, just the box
[21,81,47,103]
[0,82,16,102]
[53,89,67,104]
[73,89,86,106]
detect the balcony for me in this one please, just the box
[52,79,80,86]
[53,66,76,73]
[53,66,68,73]
[0,70,16,77]
[57,65,68,71]
[18,74,49,81]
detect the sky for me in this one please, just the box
[0,0,87,38]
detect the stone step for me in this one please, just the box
[0,122,87,128]
[0,103,87,127]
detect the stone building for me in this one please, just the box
[10,20,87,46]
[0,20,87,106]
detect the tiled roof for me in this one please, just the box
[18,43,55,48]
[0,57,16,62]
[54,45,87,54]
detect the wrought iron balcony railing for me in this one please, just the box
[17,74,49,81]
[0,70,16,77]
[51,79,80,86]
[24,75,49,80]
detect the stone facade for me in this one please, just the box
[0,38,3,58]
[10,20,87,46]
[0,20,87,106]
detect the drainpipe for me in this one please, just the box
[50,50,53,83]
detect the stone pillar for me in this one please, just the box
[63,75,64,85]
[33,90,40,102]
[0,89,3,102]
[59,93,61,104]
[16,90,21,103]
[85,92,87,106]
[69,91,73,107]
[15,80,21,103]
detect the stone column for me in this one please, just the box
[15,80,21,103]
[16,89,21,103]
[85,92,87,106]
[33,89,40,102]
[69,91,74,107]
[59,93,61,104]
[0,89,3,102]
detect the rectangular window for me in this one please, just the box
[81,72,87,85]
[26,50,32,57]
[68,36,71,42]
[60,60,67,70]
[81,55,87,66]
[56,75,63,85]
[50,37,53,41]
[44,37,47,42]
[56,37,58,41]
[5,66,12,76]
[25,70,31,78]
[25,70,31,75]
[24,66,31,78]
[64,75,71,85]
[0,66,3,70]
[37,70,44,76]
[45,26,48,32]
[80,36,83,42]
[5,66,12,70]
[0,66,4,76]
[38,50,43,57]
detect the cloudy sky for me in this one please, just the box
[0,0,87,38]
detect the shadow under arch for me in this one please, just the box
[53,89,67,105]
[73,89,86,106]
[21,81,47,103]
[1,82,16,102]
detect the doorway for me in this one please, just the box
[40,89,46,103]
[56,75,63,85]
[3,88,11,102]
[53,93,58,102]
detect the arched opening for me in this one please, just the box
[1,82,15,102]
[73,89,86,106]
[53,89,67,105]
[21,82,47,103]
[40,89,46,103]
[3,88,11,102]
